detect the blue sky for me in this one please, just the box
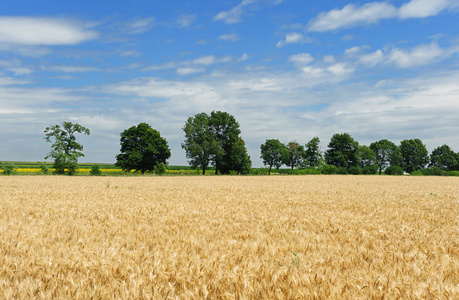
[1,0,459,166]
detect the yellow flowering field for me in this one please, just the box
[0,175,458,298]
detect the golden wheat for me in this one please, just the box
[0,175,458,299]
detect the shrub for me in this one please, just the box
[420,167,447,176]
[362,165,378,175]
[384,166,404,175]
[90,164,102,176]
[348,166,361,175]
[154,163,167,175]
[38,161,49,174]
[0,162,15,175]
[410,170,423,176]
[447,170,459,176]
[321,164,338,174]
[251,168,269,175]
[336,167,348,175]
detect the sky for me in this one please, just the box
[1,0,459,167]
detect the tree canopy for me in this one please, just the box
[429,144,458,171]
[400,139,429,173]
[303,136,322,168]
[115,123,171,174]
[260,139,289,175]
[286,141,304,170]
[369,139,401,174]
[44,121,90,175]
[324,133,359,170]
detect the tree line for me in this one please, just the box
[34,112,459,176]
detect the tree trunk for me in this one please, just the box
[202,166,206,175]
[268,166,272,175]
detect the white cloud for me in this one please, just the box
[177,14,197,28]
[213,0,256,24]
[218,33,241,42]
[289,53,313,65]
[128,18,155,34]
[276,32,312,47]
[323,55,335,63]
[387,42,444,67]
[308,0,459,32]
[308,2,397,32]
[193,55,216,65]
[359,49,385,66]
[239,53,249,62]
[399,0,459,19]
[43,65,99,73]
[0,17,97,45]
[177,67,205,75]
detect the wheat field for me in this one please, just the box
[0,175,458,299]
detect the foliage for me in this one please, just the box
[362,165,378,175]
[220,137,252,175]
[357,145,376,168]
[154,162,167,175]
[278,168,320,175]
[286,141,305,169]
[303,137,322,168]
[44,121,90,175]
[182,113,220,175]
[325,133,359,170]
[90,164,102,176]
[429,144,457,171]
[400,139,429,173]
[116,123,171,174]
[208,111,243,174]
[38,161,49,174]
[370,139,402,175]
[260,139,289,175]
[321,164,338,174]
[250,168,269,175]
[0,162,16,175]
[336,166,348,175]
[348,166,361,175]
[418,167,447,176]
[384,166,404,175]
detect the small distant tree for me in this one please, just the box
[38,161,49,174]
[429,144,457,171]
[260,139,289,175]
[303,137,322,168]
[400,139,429,173]
[370,139,401,175]
[286,141,305,169]
[116,123,171,174]
[44,121,90,175]
[90,164,102,176]
[325,133,359,170]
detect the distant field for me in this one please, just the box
[0,162,213,175]
[0,176,458,298]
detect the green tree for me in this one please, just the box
[44,121,90,175]
[182,113,219,175]
[429,144,457,171]
[115,123,171,174]
[220,137,252,175]
[370,139,401,175]
[324,133,359,170]
[400,139,429,173]
[209,111,242,175]
[303,137,322,168]
[286,141,305,169]
[357,145,376,168]
[260,139,289,175]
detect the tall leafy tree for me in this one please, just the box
[400,139,429,173]
[369,139,401,174]
[324,133,359,169]
[429,144,457,171]
[209,111,241,175]
[44,121,90,175]
[303,136,322,168]
[358,145,376,168]
[115,123,171,174]
[286,141,305,169]
[260,139,289,175]
[220,137,252,174]
[182,113,220,175]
